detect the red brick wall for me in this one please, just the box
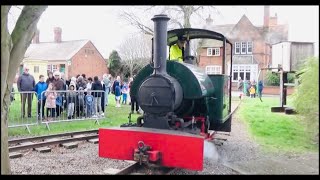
[198,47,223,69]
[68,41,108,80]
[231,85,295,95]
[262,86,295,95]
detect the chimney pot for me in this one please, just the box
[264,6,270,28]
[32,29,40,44]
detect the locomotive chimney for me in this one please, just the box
[151,14,170,75]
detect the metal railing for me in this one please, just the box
[8,91,38,133]
[40,90,105,130]
[8,90,106,132]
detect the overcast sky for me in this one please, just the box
[8,6,319,57]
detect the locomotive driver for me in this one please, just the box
[169,36,187,63]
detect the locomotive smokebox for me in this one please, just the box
[151,14,170,75]
[137,14,183,128]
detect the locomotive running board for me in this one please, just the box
[99,127,204,171]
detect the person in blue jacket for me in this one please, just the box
[112,76,121,108]
[34,75,48,120]
[258,80,264,98]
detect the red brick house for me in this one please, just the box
[21,27,108,80]
[198,6,288,87]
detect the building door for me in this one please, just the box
[60,64,65,73]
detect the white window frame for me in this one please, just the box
[206,65,222,75]
[241,42,247,54]
[47,64,58,73]
[34,66,39,73]
[52,65,57,72]
[232,64,256,82]
[247,41,253,54]
[235,42,240,54]
[207,48,220,56]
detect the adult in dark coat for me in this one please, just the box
[52,71,65,117]
[46,71,54,85]
[17,66,35,118]
[101,83,105,113]
[91,76,104,116]
[129,77,140,114]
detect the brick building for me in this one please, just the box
[19,27,108,80]
[198,6,288,86]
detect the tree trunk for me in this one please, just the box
[1,88,11,174]
[1,6,47,174]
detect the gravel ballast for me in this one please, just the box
[10,112,318,174]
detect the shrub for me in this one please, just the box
[265,71,296,86]
[292,57,319,143]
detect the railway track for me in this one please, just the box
[110,161,243,175]
[9,129,99,153]
[109,162,176,175]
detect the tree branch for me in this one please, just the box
[11,6,47,46]
[8,6,47,84]
[169,18,183,29]
[193,6,203,12]
[120,11,153,35]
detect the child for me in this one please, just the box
[113,76,121,108]
[34,75,48,120]
[45,83,57,121]
[249,85,256,98]
[121,83,128,105]
[67,85,77,119]
[85,93,94,118]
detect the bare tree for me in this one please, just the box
[119,6,220,35]
[118,6,219,59]
[118,33,152,77]
[1,5,47,174]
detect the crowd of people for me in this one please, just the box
[16,66,140,121]
[237,78,264,99]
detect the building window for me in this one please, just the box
[47,65,51,72]
[207,48,220,56]
[233,65,239,80]
[241,42,247,54]
[232,65,255,82]
[247,42,253,54]
[206,65,222,75]
[52,65,57,72]
[34,66,39,73]
[47,64,58,74]
[235,42,240,54]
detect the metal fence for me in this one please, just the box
[8,91,38,133]
[8,90,106,132]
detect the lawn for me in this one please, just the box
[8,92,141,137]
[237,96,318,153]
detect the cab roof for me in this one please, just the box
[167,28,232,46]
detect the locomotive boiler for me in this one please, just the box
[99,14,233,171]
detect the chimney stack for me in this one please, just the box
[151,14,170,75]
[269,13,278,27]
[263,6,270,28]
[32,29,40,44]
[54,27,62,43]
[206,15,213,25]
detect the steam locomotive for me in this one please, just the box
[99,14,233,171]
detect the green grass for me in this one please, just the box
[8,93,141,137]
[237,96,318,153]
